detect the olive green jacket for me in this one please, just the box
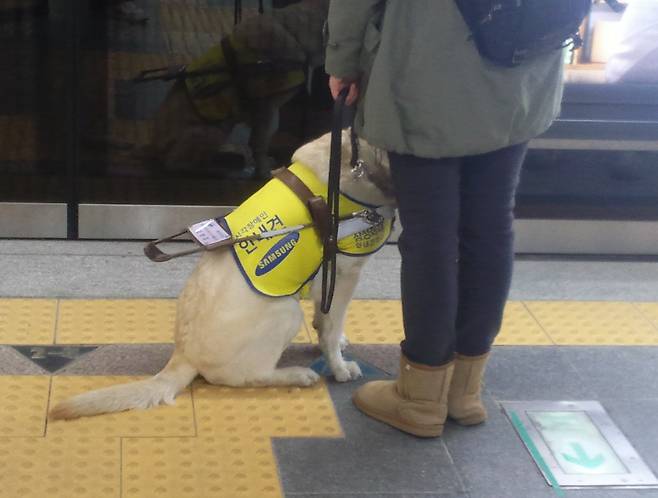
[325,0,565,158]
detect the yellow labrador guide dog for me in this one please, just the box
[50,131,395,420]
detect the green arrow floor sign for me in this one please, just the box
[503,401,658,489]
[562,443,605,469]
[510,411,565,497]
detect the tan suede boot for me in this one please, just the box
[352,354,454,437]
[447,352,489,425]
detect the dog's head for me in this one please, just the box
[292,130,396,208]
[269,0,331,68]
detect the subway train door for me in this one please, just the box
[0,0,333,239]
[0,0,69,237]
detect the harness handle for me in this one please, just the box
[321,87,350,314]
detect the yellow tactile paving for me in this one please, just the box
[292,325,311,343]
[0,374,343,498]
[635,302,658,331]
[3,297,658,497]
[0,436,120,498]
[193,380,342,438]
[56,299,176,344]
[0,376,50,437]
[525,301,658,345]
[343,299,404,344]
[123,436,280,498]
[3,298,658,349]
[494,301,553,345]
[0,298,57,344]
[54,298,311,345]
[48,376,195,437]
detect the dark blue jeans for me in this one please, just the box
[389,142,528,367]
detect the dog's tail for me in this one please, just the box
[49,352,198,420]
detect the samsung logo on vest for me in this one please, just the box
[255,232,300,275]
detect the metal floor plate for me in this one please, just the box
[503,400,658,489]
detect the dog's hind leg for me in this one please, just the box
[310,255,367,382]
[195,294,319,388]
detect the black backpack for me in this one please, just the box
[453,0,625,67]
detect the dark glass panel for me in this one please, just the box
[517,148,658,221]
[0,0,68,202]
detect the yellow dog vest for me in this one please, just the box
[184,38,306,123]
[221,162,393,297]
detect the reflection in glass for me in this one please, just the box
[517,149,658,220]
[78,0,331,205]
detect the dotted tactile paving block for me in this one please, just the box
[635,302,658,336]
[493,301,553,345]
[343,300,404,344]
[0,376,49,437]
[123,436,281,498]
[56,299,176,344]
[48,376,195,437]
[0,436,120,498]
[525,301,658,345]
[193,381,342,438]
[0,298,57,344]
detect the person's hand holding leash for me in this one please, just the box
[329,76,359,105]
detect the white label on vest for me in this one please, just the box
[189,219,230,247]
[338,217,376,240]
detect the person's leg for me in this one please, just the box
[448,142,527,425]
[390,152,461,367]
[352,151,461,437]
[455,142,527,353]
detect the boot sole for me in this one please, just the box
[450,413,486,426]
[353,393,444,438]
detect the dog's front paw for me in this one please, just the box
[289,367,321,387]
[333,360,362,382]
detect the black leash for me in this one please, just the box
[320,87,352,314]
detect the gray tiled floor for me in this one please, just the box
[560,347,658,400]
[289,348,658,498]
[275,380,466,497]
[3,240,658,300]
[443,396,559,498]
[486,347,594,401]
